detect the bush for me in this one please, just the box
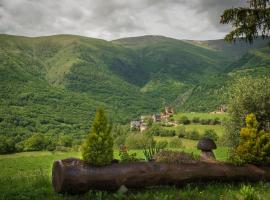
[192,117,200,123]
[200,119,211,125]
[154,150,198,164]
[143,140,167,161]
[58,134,73,147]
[225,77,270,147]
[177,126,186,138]
[23,133,48,151]
[81,108,113,166]
[186,129,200,140]
[125,133,154,149]
[202,129,218,141]
[119,145,139,163]
[0,136,16,154]
[146,124,162,136]
[114,135,126,148]
[179,116,190,125]
[169,137,183,148]
[234,114,270,164]
[159,129,176,137]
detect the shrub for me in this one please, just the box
[186,129,200,140]
[169,137,183,148]
[23,133,48,151]
[119,145,138,163]
[213,118,221,125]
[143,140,167,161]
[146,124,162,136]
[225,77,270,147]
[154,150,198,164]
[81,108,113,166]
[179,116,190,125]
[114,135,126,148]
[234,114,270,164]
[125,133,154,149]
[200,119,211,125]
[202,129,218,141]
[159,129,176,137]
[58,134,73,147]
[192,117,200,123]
[0,136,16,154]
[177,126,186,138]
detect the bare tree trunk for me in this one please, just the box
[52,158,270,194]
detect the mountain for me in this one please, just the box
[0,34,269,141]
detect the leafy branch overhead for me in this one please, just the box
[220,0,270,43]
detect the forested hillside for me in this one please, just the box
[0,34,269,141]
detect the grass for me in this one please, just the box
[1,151,270,200]
[164,124,225,137]
[154,137,229,161]
[174,112,228,121]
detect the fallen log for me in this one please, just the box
[52,158,270,194]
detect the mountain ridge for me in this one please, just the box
[0,33,269,139]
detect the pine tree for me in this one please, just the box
[81,108,113,166]
[220,0,270,43]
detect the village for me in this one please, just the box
[130,105,227,132]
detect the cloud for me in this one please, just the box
[0,0,248,40]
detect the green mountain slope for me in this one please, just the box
[0,34,269,142]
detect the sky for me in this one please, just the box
[0,0,248,41]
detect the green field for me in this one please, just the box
[174,112,228,121]
[164,124,225,137]
[1,151,270,200]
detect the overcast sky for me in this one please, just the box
[0,0,248,40]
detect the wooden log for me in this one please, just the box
[52,158,270,194]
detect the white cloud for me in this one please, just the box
[0,0,248,40]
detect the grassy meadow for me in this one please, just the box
[173,112,228,121]
[0,112,268,200]
[1,150,270,200]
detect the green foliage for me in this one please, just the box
[202,129,219,141]
[2,151,270,200]
[1,34,270,154]
[23,134,48,151]
[0,136,16,154]
[220,0,270,43]
[225,77,270,147]
[81,108,113,166]
[143,140,167,161]
[177,126,186,138]
[154,150,198,164]
[234,114,270,164]
[192,117,200,123]
[118,145,138,163]
[185,129,200,140]
[179,116,190,125]
[169,137,183,148]
[240,184,258,200]
[125,133,154,149]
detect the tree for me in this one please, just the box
[23,133,48,151]
[220,0,270,43]
[225,77,270,147]
[81,108,113,166]
[0,136,16,154]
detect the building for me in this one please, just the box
[130,120,141,131]
[140,122,148,132]
[152,113,161,122]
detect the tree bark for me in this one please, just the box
[52,158,270,194]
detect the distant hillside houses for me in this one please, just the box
[210,105,227,114]
[130,106,175,132]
